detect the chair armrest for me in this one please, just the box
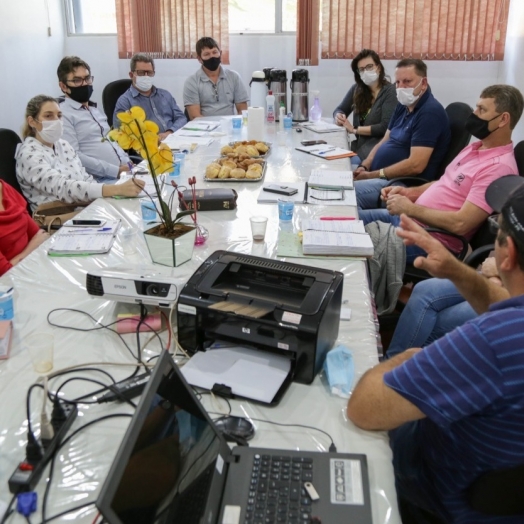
[464,244,494,268]
[423,227,469,260]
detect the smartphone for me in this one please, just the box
[301,140,327,146]
[263,185,299,196]
[69,219,106,227]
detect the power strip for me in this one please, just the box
[8,403,78,494]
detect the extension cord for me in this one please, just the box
[8,403,78,494]
[97,372,150,403]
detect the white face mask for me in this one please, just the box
[361,70,379,86]
[135,75,153,92]
[36,119,63,144]
[396,78,423,106]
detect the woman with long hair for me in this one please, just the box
[333,49,397,163]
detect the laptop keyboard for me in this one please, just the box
[245,453,314,524]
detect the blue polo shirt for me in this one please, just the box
[385,294,524,523]
[371,87,450,181]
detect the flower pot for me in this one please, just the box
[143,223,196,267]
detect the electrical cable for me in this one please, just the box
[0,494,16,524]
[26,384,44,443]
[41,414,133,523]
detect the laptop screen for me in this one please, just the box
[97,352,226,524]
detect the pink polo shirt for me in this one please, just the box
[416,141,518,251]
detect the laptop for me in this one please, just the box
[96,351,373,524]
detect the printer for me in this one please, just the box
[177,251,343,403]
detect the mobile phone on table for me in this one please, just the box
[301,140,327,146]
[67,219,106,227]
[263,185,299,196]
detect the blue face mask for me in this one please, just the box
[322,345,355,398]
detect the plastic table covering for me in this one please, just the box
[0,120,400,524]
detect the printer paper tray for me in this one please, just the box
[180,345,293,405]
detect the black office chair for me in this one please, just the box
[0,128,30,211]
[102,79,132,127]
[514,140,524,176]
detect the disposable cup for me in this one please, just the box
[0,286,14,321]
[26,332,54,374]
[242,110,248,126]
[278,200,294,221]
[277,130,287,146]
[250,216,268,242]
[121,228,138,255]
[140,200,157,223]
[232,116,242,131]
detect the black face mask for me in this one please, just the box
[465,112,501,140]
[202,56,221,72]
[67,84,93,104]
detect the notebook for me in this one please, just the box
[96,351,373,524]
[308,169,354,190]
[301,122,342,134]
[295,144,356,160]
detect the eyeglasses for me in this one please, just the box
[488,215,500,235]
[358,64,376,74]
[212,83,219,102]
[67,75,94,87]
[134,70,156,77]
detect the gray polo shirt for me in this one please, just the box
[183,66,249,116]
[59,97,129,181]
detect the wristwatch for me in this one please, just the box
[379,168,388,180]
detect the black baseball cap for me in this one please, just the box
[486,175,524,241]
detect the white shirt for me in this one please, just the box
[16,137,104,212]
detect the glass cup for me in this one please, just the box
[277,130,287,146]
[173,152,186,176]
[121,227,138,255]
[278,200,294,221]
[26,332,54,373]
[250,216,268,242]
[283,116,293,129]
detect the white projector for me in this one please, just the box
[86,265,180,307]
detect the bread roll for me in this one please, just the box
[218,166,231,179]
[220,145,234,155]
[205,163,221,179]
[230,168,246,179]
[255,142,269,153]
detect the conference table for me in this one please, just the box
[0,118,401,524]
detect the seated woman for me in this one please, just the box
[0,181,49,275]
[16,95,144,212]
[386,258,502,358]
[333,49,397,164]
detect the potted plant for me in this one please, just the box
[109,107,196,266]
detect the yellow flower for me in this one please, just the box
[116,106,146,124]
[108,128,133,150]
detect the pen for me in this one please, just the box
[318,148,336,155]
[320,217,356,221]
[127,161,134,171]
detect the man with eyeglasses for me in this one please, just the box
[58,56,131,182]
[183,37,249,120]
[114,54,187,141]
[347,178,524,522]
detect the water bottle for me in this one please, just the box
[266,90,275,123]
[310,90,322,123]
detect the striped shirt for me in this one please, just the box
[385,295,524,523]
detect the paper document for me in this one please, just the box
[163,134,214,149]
[117,173,165,198]
[309,169,353,190]
[181,346,291,404]
[302,219,366,234]
[302,230,374,257]
[295,144,356,160]
[306,187,357,206]
[179,121,219,132]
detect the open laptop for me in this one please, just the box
[96,351,373,524]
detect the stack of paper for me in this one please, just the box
[301,219,373,257]
[48,220,121,256]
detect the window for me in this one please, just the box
[65,0,117,35]
[228,0,297,33]
[321,0,510,61]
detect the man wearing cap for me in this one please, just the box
[364,84,524,264]
[347,194,524,523]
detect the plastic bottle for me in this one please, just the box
[266,90,275,123]
[310,90,322,123]
[279,103,286,129]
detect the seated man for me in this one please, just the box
[354,58,450,215]
[362,84,523,264]
[114,54,187,140]
[348,203,524,523]
[58,56,130,183]
[183,37,249,120]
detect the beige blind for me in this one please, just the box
[115,0,230,63]
[296,0,320,65]
[321,0,510,61]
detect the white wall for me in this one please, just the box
[2,1,523,144]
[0,0,65,134]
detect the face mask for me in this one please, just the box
[202,56,221,72]
[465,112,502,140]
[396,78,423,106]
[135,75,153,92]
[322,344,354,399]
[36,119,63,144]
[361,70,379,86]
[67,84,93,104]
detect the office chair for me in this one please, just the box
[102,79,132,127]
[514,140,524,176]
[0,128,30,211]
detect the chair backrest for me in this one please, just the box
[102,79,132,127]
[514,140,524,177]
[0,128,29,210]
[436,102,473,178]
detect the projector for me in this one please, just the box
[86,265,180,307]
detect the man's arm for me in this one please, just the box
[387,198,489,236]
[186,105,202,121]
[235,101,248,114]
[166,95,187,132]
[347,348,426,430]
[397,214,510,312]
[355,129,390,171]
